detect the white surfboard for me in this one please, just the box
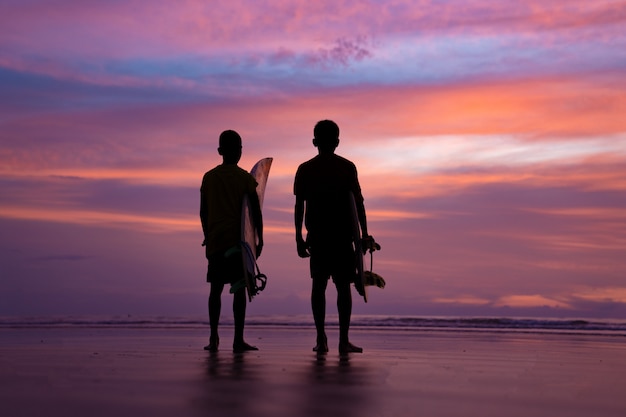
[349,192,367,302]
[241,157,273,301]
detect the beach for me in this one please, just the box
[1,324,625,417]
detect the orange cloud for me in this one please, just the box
[525,207,626,219]
[572,287,626,304]
[343,74,626,139]
[434,295,491,306]
[0,203,290,237]
[367,209,435,221]
[0,205,197,233]
[494,294,572,309]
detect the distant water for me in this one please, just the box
[1,315,625,336]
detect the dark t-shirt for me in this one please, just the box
[200,164,257,256]
[294,153,364,247]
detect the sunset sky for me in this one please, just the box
[1,0,625,319]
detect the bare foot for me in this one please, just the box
[313,340,329,353]
[204,337,219,352]
[233,341,259,353]
[339,341,363,354]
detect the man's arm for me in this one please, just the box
[200,190,208,246]
[294,196,310,258]
[249,191,264,258]
[356,199,369,239]
[356,200,381,252]
[352,163,379,252]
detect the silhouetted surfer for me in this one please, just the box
[200,130,263,352]
[294,120,378,354]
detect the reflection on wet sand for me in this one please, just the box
[196,349,382,417]
[197,351,262,416]
[7,328,621,417]
[303,353,379,417]
[204,351,257,381]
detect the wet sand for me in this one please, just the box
[1,326,625,417]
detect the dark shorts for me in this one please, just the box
[206,247,244,285]
[309,241,356,284]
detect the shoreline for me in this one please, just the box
[2,326,625,416]
[1,314,625,337]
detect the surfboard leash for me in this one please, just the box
[241,241,268,296]
[364,241,386,289]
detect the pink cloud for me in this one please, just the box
[494,294,572,309]
[1,0,623,70]
[2,73,625,209]
[2,0,625,318]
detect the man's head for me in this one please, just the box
[312,120,340,152]
[218,130,242,164]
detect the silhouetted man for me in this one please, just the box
[200,130,263,352]
[294,120,377,354]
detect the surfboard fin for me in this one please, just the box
[363,245,386,289]
[364,271,386,289]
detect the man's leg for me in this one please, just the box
[311,277,329,352]
[206,282,224,351]
[232,286,258,351]
[336,279,362,353]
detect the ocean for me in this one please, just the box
[1,315,625,337]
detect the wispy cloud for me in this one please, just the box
[494,294,573,309]
[1,0,625,317]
